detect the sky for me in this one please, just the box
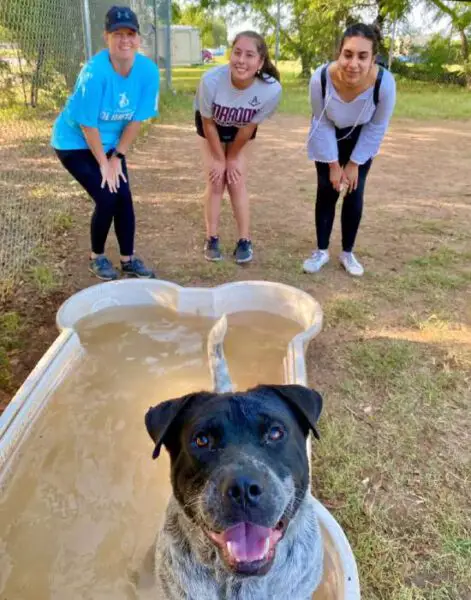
[225,1,452,43]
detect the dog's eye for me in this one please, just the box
[194,434,210,448]
[267,426,285,442]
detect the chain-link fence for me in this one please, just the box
[0,0,171,300]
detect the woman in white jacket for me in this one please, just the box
[304,23,396,277]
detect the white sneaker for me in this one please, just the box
[303,250,330,273]
[339,251,364,276]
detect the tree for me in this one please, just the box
[201,0,415,78]
[156,0,182,24]
[210,18,228,47]
[178,5,228,48]
[203,0,361,77]
[373,0,411,33]
[426,0,471,62]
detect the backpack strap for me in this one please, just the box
[322,63,382,105]
[321,65,328,101]
[373,66,384,107]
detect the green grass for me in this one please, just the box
[169,60,471,122]
[0,312,23,388]
[366,246,471,305]
[30,264,60,295]
[324,296,373,329]
[52,212,73,231]
[407,246,469,269]
[404,312,455,331]
[312,337,471,599]
[348,338,417,388]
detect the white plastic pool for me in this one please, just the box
[0,279,360,599]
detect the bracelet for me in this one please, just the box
[110,149,125,160]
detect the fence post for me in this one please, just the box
[388,18,397,70]
[81,0,93,60]
[166,0,172,90]
[275,0,281,65]
[153,0,159,66]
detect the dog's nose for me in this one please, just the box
[224,476,263,507]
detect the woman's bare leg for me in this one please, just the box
[226,141,253,240]
[198,137,226,237]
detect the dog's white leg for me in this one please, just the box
[207,314,234,393]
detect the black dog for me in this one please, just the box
[145,384,324,599]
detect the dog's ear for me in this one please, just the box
[145,392,212,459]
[257,384,323,440]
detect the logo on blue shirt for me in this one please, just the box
[119,92,130,108]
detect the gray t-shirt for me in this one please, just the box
[307,64,396,165]
[194,64,282,128]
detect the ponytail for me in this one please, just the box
[258,55,280,82]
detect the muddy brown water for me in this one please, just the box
[0,307,343,599]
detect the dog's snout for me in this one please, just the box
[224,476,263,508]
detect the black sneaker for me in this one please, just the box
[233,239,253,264]
[204,236,223,262]
[121,257,155,278]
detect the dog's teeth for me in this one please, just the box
[263,538,270,556]
[226,538,270,563]
[255,538,270,560]
[226,541,241,561]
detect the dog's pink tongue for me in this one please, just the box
[223,523,271,563]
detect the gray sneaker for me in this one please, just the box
[303,250,329,274]
[234,239,253,264]
[340,251,364,276]
[89,256,118,281]
[204,236,223,261]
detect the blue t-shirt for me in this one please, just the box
[51,49,160,151]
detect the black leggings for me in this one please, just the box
[55,149,135,256]
[315,126,372,253]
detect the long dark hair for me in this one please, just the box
[339,23,380,56]
[232,31,280,82]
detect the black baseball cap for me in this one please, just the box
[105,6,140,33]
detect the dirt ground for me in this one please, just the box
[3,113,470,407]
[69,113,471,293]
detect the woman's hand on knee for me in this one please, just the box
[100,161,118,194]
[328,161,343,192]
[226,157,243,185]
[342,161,359,193]
[109,156,127,190]
[100,157,126,193]
[209,158,226,185]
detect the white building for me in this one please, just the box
[142,25,202,67]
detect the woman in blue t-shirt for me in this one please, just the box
[51,5,159,280]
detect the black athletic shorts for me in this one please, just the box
[195,110,257,144]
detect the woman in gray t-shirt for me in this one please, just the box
[304,23,396,277]
[194,31,282,264]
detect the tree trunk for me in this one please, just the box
[31,39,46,108]
[300,51,311,79]
[458,29,469,63]
[457,29,471,88]
[374,0,389,57]
[16,46,28,107]
[374,0,386,34]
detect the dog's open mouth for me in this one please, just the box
[207,520,286,574]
